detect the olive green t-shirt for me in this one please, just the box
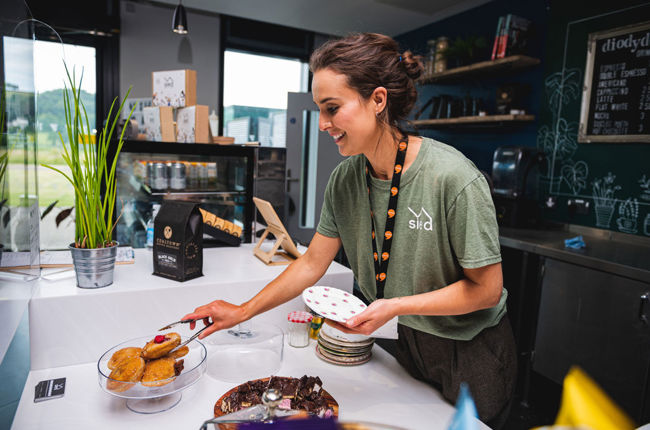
[317,137,506,341]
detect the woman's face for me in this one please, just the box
[312,68,380,157]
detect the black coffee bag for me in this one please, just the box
[153,201,203,282]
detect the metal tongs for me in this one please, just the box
[158,319,213,353]
[199,388,306,429]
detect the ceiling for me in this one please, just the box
[153,0,492,36]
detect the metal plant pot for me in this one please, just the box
[69,242,118,289]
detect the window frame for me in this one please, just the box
[218,15,315,136]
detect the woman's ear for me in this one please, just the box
[371,87,388,114]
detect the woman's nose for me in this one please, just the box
[319,117,332,131]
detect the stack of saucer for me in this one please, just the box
[315,324,374,366]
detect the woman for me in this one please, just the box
[183,33,516,428]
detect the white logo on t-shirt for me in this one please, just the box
[407,207,433,231]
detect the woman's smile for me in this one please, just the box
[331,132,346,144]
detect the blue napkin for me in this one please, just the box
[564,235,586,249]
[448,383,479,430]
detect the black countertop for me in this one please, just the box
[499,224,650,283]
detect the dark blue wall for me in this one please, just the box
[395,0,549,174]
[396,0,650,238]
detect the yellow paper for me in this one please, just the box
[553,367,635,430]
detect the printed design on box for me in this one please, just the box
[153,70,187,107]
[176,106,196,143]
[143,107,162,141]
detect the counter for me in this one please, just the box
[28,245,352,370]
[499,224,650,282]
[11,337,486,430]
[12,245,485,429]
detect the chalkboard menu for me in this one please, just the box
[579,21,650,142]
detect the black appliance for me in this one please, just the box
[491,146,544,227]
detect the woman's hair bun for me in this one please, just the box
[401,51,424,81]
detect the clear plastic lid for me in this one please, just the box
[205,322,284,383]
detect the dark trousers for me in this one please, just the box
[394,315,517,429]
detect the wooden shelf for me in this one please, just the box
[411,114,535,128]
[419,55,540,84]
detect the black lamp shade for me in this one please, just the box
[172,3,188,34]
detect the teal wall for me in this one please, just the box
[534,1,650,236]
[397,0,650,238]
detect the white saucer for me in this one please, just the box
[302,286,367,323]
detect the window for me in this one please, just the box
[35,40,96,250]
[4,39,97,250]
[222,50,308,146]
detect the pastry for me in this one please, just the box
[142,332,181,360]
[106,356,146,392]
[167,345,189,359]
[141,357,177,387]
[108,347,142,370]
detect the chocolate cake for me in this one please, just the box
[218,375,335,418]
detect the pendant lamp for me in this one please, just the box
[172,1,188,34]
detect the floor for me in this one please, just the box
[0,309,30,430]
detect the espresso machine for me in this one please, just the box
[491,146,544,227]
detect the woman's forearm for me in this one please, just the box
[241,253,329,319]
[241,233,342,321]
[392,263,503,317]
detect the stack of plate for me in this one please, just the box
[316,324,374,366]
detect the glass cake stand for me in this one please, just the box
[205,322,284,383]
[97,335,207,414]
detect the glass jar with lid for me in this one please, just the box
[287,311,312,348]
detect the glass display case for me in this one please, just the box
[115,141,286,248]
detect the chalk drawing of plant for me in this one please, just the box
[545,69,582,112]
[561,160,589,194]
[616,198,639,234]
[639,174,650,200]
[537,68,582,193]
[592,172,620,228]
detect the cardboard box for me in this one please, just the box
[142,106,174,142]
[152,69,197,108]
[176,105,209,143]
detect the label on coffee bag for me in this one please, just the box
[153,201,203,282]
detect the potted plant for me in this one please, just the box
[42,65,134,288]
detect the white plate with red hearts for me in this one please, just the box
[302,286,367,323]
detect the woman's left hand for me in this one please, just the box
[326,298,396,336]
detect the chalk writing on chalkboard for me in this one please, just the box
[579,20,650,143]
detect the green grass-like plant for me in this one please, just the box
[42,64,134,249]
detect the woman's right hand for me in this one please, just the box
[181,300,247,339]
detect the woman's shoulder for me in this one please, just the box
[420,137,480,174]
[328,155,365,183]
[419,137,484,186]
